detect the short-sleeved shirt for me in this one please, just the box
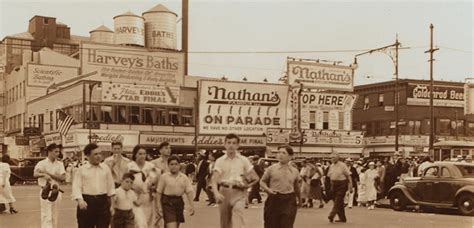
[260,163,300,194]
[114,187,138,210]
[103,155,130,184]
[213,153,253,184]
[327,161,350,181]
[34,158,66,187]
[157,172,193,196]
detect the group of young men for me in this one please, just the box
[33,133,354,228]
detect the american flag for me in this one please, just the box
[57,110,75,136]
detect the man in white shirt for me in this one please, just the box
[103,141,130,188]
[72,143,115,228]
[417,156,433,177]
[211,133,258,228]
[33,143,66,228]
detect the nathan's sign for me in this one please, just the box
[199,80,288,135]
[287,60,354,91]
[102,82,179,106]
[139,134,266,147]
[27,64,79,87]
[303,129,363,146]
[407,84,464,107]
[81,42,184,86]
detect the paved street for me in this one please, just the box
[0,185,472,228]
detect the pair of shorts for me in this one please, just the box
[161,194,185,224]
[112,209,134,228]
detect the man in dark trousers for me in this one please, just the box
[248,155,264,204]
[327,153,353,223]
[194,152,210,201]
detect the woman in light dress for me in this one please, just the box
[127,145,161,228]
[0,154,18,214]
[364,162,379,210]
[357,167,367,206]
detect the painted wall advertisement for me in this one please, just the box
[199,80,289,135]
[81,42,184,86]
[365,135,429,146]
[303,129,363,146]
[465,82,474,115]
[406,84,464,107]
[27,63,79,87]
[101,82,180,106]
[287,60,354,91]
[139,134,266,147]
[266,128,291,144]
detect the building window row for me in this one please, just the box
[6,81,26,105]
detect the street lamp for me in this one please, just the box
[354,37,401,152]
[87,81,101,143]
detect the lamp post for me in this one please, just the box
[88,81,101,143]
[354,37,401,152]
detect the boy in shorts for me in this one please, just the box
[156,156,195,228]
[112,172,140,228]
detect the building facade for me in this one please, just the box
[353,79,474,160]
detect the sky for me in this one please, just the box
[0,0,472,85]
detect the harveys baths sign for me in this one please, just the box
[199,80,289,135]
[287,60,354,91]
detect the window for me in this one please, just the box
[378,93,384,106]
[424,166,438,177]
[363,96,370,110]
[33,116,36,128]
[129,106,140,124]
[366,122,373,136]
[49,111,53,131]
[361,124,366,131]
[309,111,316,129]
[323,111,329,129]
[374,121,381,135]
[29,117,32,127]
[441,167,451,178]
[116,106,127,123]
[181,108,193,126]
[468,122,474,136]
[438,119,451,134]
[155,109,167,125]
[408,121,415,135]
[38,114,44,132]
[44,18,49,24]
[169,108,179,125]
[338,112,344,130]
[86,105,100,122]
[414,120,421,135]
[422,119,431,135]
[102,105,113,123]
[143,108,154,124]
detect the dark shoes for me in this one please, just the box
[48,184,59,202]
[328,216,334,223]
[319,204,324,208]
[41,182,51,200]
[328,216,346,223]
[335,220,347,223]
[10,208,18,214]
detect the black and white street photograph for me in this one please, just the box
[0,0,473,227]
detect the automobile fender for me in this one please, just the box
[454,186,474,205]
[388,185,417,204]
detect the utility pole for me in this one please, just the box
[425,24,439,156]
[394,36,400,152]
[298,82,303,156]
[455,110,459,140]
[182,0,189,75]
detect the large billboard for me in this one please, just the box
[406,83,464,107]
[81,42,184,86]
[465,82,474,115]
[27,63,79,87]
[199,80,289,135]
[101,82,179,106]
[287,60,354,91]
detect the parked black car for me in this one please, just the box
[388,162,474,216]
[9,157,45,185]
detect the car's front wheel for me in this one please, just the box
[457,193,474,216]
[390,191,407,211]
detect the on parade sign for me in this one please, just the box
[101,82,180,106]
[198,80,288,135]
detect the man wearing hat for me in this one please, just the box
[465,155,473,163]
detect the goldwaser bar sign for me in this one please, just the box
[199,80,288,135]
[81,42,184,86]
[288,60,354,91]
[101,82,180,106]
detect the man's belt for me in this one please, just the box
[218,183,245,190]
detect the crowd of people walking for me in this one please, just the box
[1,132,473,227]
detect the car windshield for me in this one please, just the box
[455,165,474,177]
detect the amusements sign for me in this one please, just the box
[406,84,464,107]
[102,82,179,106]
[81,42,184,86]
[139,134,266,147]
[199,80,289,135]
[287,60,354,91]
[27,64,79,87]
